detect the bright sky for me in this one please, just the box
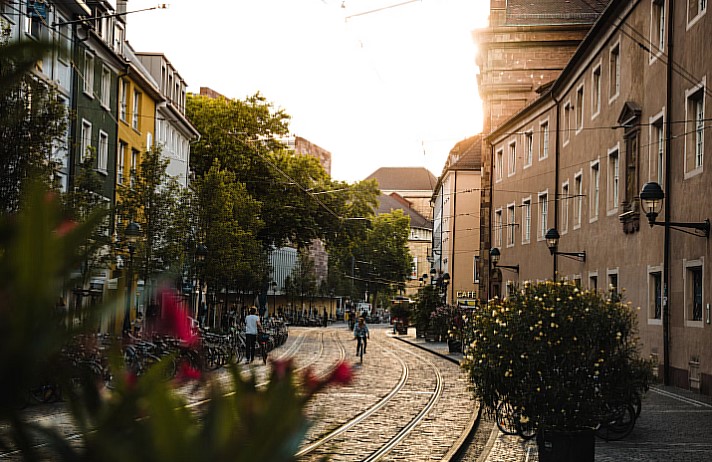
[125,0,489,183]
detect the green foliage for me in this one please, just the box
[413,284,441,334]
[0,32,67,213]
[461,281,652,431]
[0,184,353,461]
[116,146,190,286]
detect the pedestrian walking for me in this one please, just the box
[322,308,328,327]
[244,306,262,364]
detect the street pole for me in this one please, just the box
[123,243,135,335]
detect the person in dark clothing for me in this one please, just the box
[322,308,328,327]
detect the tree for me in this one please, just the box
[192,160,264,321]
[0,25,66,214]
[115,146,188,304]
[186,92,380,251]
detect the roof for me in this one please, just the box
[377,194,432,229]
[505,0,609,26]
[365,167,437,191]
[444,135,483,171]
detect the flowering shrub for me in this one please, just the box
[429,304,460,338]
[461,281,652,432]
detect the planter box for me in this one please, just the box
[537,429,595,462]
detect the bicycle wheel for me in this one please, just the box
[495,401,519,435]
[595,403,636,441]
[261,342,267,364]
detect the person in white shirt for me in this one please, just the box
[244,306,262,363]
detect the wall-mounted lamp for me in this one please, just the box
[639,182,710,237]
[545,228,586,261]
[490,247,519,272]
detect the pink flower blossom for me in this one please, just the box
[175,361,202,383]
[157,289,199,346]
[328,361,353,385]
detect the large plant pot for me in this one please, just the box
[447,338,461,353]
[536,429,594,462]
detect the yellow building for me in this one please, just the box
[114,43,163,333]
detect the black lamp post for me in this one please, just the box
[640,181,710,236]
[440,272,450,304]
[271,280,278,316]
[490,247,519,273]
[430,268,437,286]
[195,243,208,326]
[639,181,709,387]
[123,221,141,335]
[545,228,585,281]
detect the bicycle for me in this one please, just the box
[258,332,270,365]
[355,335,366,364]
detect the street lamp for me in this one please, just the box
[440,272,450,304]
[545,228,586,261]
[639,182,710,236]
[639,181,709,387]
[271,280,278,316]
[490,247,519,273]
[430,268,437,286]
[123,221,141,336]
[195,243,208,326]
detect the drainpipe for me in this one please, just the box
[451,170,458,305]
[662,0,675,387]
[551,92,561,281]
[486,142,494,301]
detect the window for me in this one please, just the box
[563,102,572,144]
[538,192,548,240]
[589,273,598,291]
[574,174,583,228]
[507,204,516,247]
[80,120,92,159]
[685,263,703,324]
[576,85,584,132]
[688,0,707,25]
[114,24,124,54]
[561,182,570,233]
[100,66,111,108]
[592,65,601,117]
[24,3,44,39]
[522,198,531,243]
[608,149,619,211]
[84,52,95,96]
[524,131,533,167]
[119,79,128,121]
[473,256,480,284]
[132,90,141,130]
[508,141,516,176]
[685,84,705,175]
[608,271,619,301]
[130,149,139,188]
[98,131,108,172]
[495,209,503,247]
[496,149,503,182]
[118,141,127,185]
[609,43,620,100]
[651,0,665,56]
[650,270,663,321]
[651,115,665,184]
[540,121,549,159]
[590,161,600,220]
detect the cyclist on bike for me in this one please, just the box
[353,317,370,356]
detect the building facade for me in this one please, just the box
[483,0,712,395]
[431,136,482,307]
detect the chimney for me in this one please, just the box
[117,1,127,15]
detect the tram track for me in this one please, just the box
[296,329,447,462]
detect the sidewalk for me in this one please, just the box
[393,327,712,461]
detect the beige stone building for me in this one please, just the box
[431,136,483,307]
[366,167,437,220]
[480,0,712,395]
